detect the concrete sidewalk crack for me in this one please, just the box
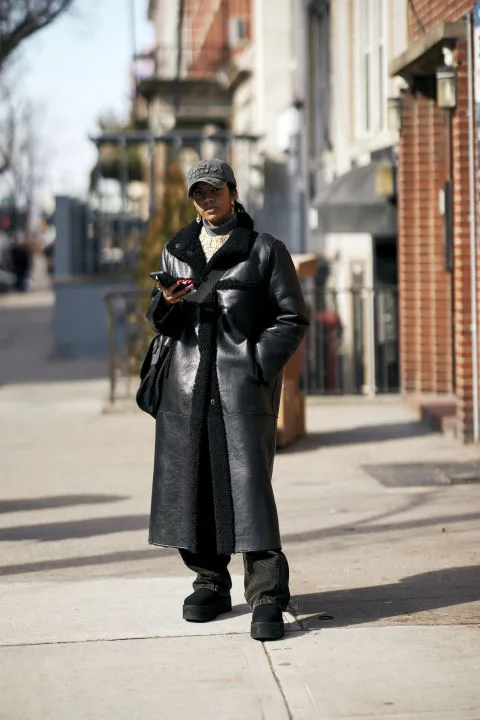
[0,630,254,648]
[262,644,293,720]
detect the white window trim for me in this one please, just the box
[378,0,387,131]
[229,17,249,48]
[355,0,388,141]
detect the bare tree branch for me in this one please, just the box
[0,0,77,70]
[0,73,48,221]
[0,79,15,175]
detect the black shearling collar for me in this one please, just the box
[166,212,257,280]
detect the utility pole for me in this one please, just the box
[130,0,138,98]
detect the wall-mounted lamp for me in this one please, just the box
[387,96,402,133]
[436,65,457,109]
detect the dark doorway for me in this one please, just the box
[373,235,399,392]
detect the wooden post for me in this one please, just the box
[276,253,318,448]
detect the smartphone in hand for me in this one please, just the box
[149,271,169,283]
[170,279,194,295]
[149,273,194,295]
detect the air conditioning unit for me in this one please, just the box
[229,17,248,47]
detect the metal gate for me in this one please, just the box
[301,284,399,395]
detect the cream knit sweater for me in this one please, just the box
[199,224,233,263]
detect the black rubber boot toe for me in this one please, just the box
[251,604,284,641]
[183,588,232,623]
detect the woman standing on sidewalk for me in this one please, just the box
[146,159,309,641]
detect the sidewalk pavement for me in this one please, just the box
[1,290,479,719]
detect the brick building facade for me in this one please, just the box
[184,0,251,77]
[391,1,480,441]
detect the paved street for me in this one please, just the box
[1,289,479,719]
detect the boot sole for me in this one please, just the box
[251,621,284,641]
[183,598,232,623]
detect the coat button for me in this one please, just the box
[175,242,181,248]
[210,399,216,405]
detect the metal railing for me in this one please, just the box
[301,286,399,395]
[104,285,400,405]
[55,197,147,279]
[88,212,147,277]
[105,289,151,404]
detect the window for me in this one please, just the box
[229,17,249,48]
[360,0,372,131]
[308,4,331,156]
[357,0,388,137]
[378,0,387,130]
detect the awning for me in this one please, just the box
[389,21,465,81]
[314,161,397,236]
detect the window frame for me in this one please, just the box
[355,0,388,140]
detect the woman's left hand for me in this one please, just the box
[157,280,193,304]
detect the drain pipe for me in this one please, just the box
[467,11,480,442]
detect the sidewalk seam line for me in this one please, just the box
[262,644,293,720]
[0,629,308,650]
[0,630,253,648]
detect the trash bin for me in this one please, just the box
[277,253,318,448]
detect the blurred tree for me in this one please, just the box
[127,162,195,371]
[136,162,196,291]
[0,1,76,71]
[0,76,47,229]
[0,81,14,176]
[8,100,46,214]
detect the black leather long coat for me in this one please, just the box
[146,211,309,554]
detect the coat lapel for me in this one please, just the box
[167,212,256,280]
[167,220,206,280]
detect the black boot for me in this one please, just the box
[183,588,232,622]
[251,604,284,641]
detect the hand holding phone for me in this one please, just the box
[150,274,194,304]
[170,279,195,295]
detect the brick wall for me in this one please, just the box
[408,1,472,36]
[398,92,453,395]
[453,37,476,439]
[185,0,251,78]
[398,0,479,440]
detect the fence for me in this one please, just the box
[54,197,147,279]
[105,288,151,404]
[104,285,399,405]
[301,285,399,395]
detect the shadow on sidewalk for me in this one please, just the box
[2,500,479,546]
[279,421,434,452]
[0,494,128,514]
[0,513,150,542]
[282,509,480,545]
[0,548,177,577]
[290,564,480,630]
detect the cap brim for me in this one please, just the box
[188,178,227,196]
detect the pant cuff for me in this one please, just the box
[252,598,288,609]
[193,583,231,596]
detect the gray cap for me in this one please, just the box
[187,159,236,196]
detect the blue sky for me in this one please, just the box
[19,0,153,199]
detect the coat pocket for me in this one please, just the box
[271,375,282,416]
[248,341,266,385]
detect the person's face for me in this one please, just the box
[191,182,236,226]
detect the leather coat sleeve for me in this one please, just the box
[145,247,185,338]
[254,240,310,382]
